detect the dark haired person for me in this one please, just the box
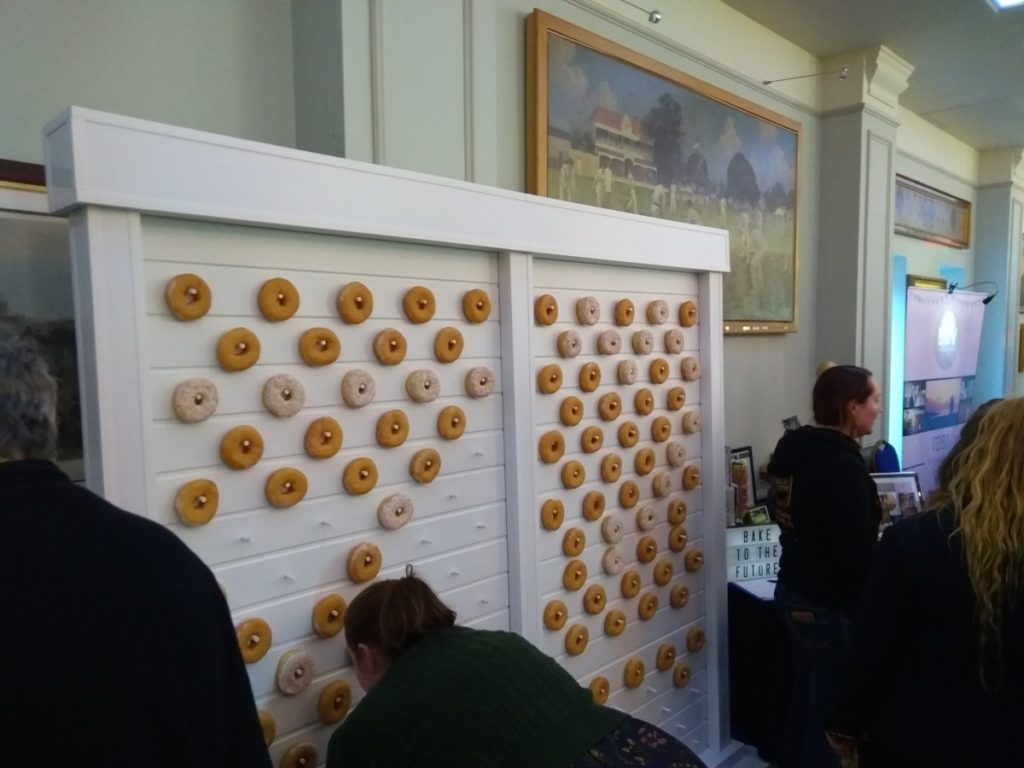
[327,566,707,768]
[0,325,270,767]
[767,364,883,768]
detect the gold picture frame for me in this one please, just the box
[894,175,971,248]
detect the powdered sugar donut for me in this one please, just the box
[631,330,654,355]
[682,410,702,434]
[666,441,687,467]
[646,300,669,325]
[465,367,495,398]
[597,329,622,355]
[262,374,305,417]
[636,504,657,531]
[405,369,440,403]
[576,296,600,325]
[652,471,672,498]
[664,329,684,354]
[557,330,582,359]
[276,650,315,696]
[377,493,414,530]
[617,360,638,385]
[172,378,218,423]
[602,545,626,575]
[601,515,624,544]
[681,356,701,381]
[341,369,376,408]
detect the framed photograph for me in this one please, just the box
[894,175,971,248]
[729,445,757,510]
[526,10,801,334]
[1019,324,1024,373]
[871,472,925,524]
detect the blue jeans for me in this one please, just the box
[774,581,851,768]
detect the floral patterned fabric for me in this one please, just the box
[572,715,706,768]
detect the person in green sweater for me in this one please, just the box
[327,566,706,768]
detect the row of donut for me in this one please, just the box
[166,273,494,326]
[552,455,702,494]
[588,646,699,706]
[538,357,700,396]
[534,294,698,328]
[540,491,690,531]
[551,325,696,359]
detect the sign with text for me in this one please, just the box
[726,523,781,582]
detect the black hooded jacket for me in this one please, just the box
[767,426,881,614]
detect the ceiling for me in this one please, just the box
[718,0,1024,150]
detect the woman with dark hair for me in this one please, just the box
[766,364,883,768]
[327,566,707,768]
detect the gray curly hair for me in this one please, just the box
[0,324,58,460]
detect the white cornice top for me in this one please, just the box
[822,46,914,123]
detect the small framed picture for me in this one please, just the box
[742,504,771,525]
[729,446,758,510]
[871,472,924,524]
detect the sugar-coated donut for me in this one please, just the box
[216,327,260,372]
[604,609,627,637]
[405,369,440,403]
[437,405,467,440]
[646,299,669,325]
[583,584,607,615]
[165,272,211,321]
[540,499,565,531]
[638,592,659,621]
[280,742,318,768]
[410,448,442,483]
[636,534,658,563]
[619,480,639,509]
[631,329,654,355]
[681,356,701,382]
[373,329,407,366]
[617,360,638,385]
[673,662,692,688]
[682,410,702,434]
[664,328,685,355]
[601,514,624,544]
[557,329,582,359]
[562,526,586,557]
[299,327,340,367]
[376,409,410,448]
[684,548,705,573]
[543,600,568,631]
[618,421,640,448]
[537,364,563,394]
[600,454,622,483]
[667,499,688,524]
[590,676,611,704]
[559,396,584,426]
[602,545,625,575]
[651,416,672,443]
[276,649,315,696]
[656,643,676,671]
[564,624,589,656]
[652,471,672,498]
[578,362,601,393]
[175,479,219,526]
[465,366,496,398]
[534,294,558,326]
[403,285,436,324]
[687,627,706,653]
[561,460,585,489]
[582,491,605,521]
[236,617,272,663]
[598,392,622,421]
[377,493,414,530]
[667,386,686,411]
[258,710,275,746]
[172,378,218,423]
[624,658,645,688]
[634,448,655,476]
[265,467,308,508]
[343,457,379,495]
[576,296,600,325]
[682,464,702,490]
[666,441,687,468]
[597,329,622,355]
[262,374,305,417]
[318,679,352,725]
[304,416,342,459]
[653,559,674,586]
[348,541,383,583]
[614,299,635,326]
[434,327,464,363]
[580,425,604,454]
[649,357,670,384]
[562,559,587,591]
[634,388,654,416]
[337,282,374,324]
[220,425,264,469]
[462,288,492,323]
[620,569,641,598]
[258,277,299,322]
[635,504,657,531]
[669,524,688,553]
[539,430,566,464]
[670,583,691,609]
[341,369,375,408]
[312,593,347,638]
[679,300,698,327]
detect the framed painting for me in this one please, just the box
[527,9,801,333]
[894,175,970,248]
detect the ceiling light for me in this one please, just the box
[988,0,1024,10]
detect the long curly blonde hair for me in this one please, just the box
[944,397,1024,685]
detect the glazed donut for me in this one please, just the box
[235,617,271,663]
[617,360,638,385]
[341,369,376,408]
[410,448,442,483]
[666,441,687,468]
[172,378,218,423]
[258,278,300,322]
[220,425,264,469]
[543,599,568,631]
[680,356,701,382]
[682,410,702,435]
[312,594,347,638]
[539,430,566,464]
[635,504,657,532]
[621,570,642,598]
[298,327,340,367]
[348,541,383,583]
[601,515,624,544]
[651,416,672,443]
[631,329,654,355]
[405,369,441,403]
[638,592,659,621]
[216,327,260,372]
[664,328,685,355]
[614,298,635,326]
[649,357,670,384]
[165,273,212,321]
[280,742,318,768]
[462,288,492,323]
[668,524,689,552]
[618,421,640,448]
[561,460,585,489]
[682,464,702,490]
[634,388,654,416]
[262,374,305,418]
[559,396,584,426]
[598,392,622,421]
[597,329,622,355]
[673,662,692,688]
[687,627,707,653]
[276,649,315,695]
[265,467,308,508]
[534,294,559,326]
[564,624,589,656]
[377,408,410,450]
[540,499,565,531]
[667,499,688,524]
[373,329,407,366]
[679,300,698,327]
[580,425,604,454]
[557,330,582,359]
[175,479,219,526]
[636,535,658,564]
[618,480,639,509]
[652,471,672,498]
[634,448,656,476]
[582,491,606,521]
[653,559,674,586]
[589,676,611,704]
[258,710,275,746]
[684,548,705,573]
[437,405,467,440]
[604,610,627,637]
[666,386,686,411]
[562,559,587,591]
[317,680,352,725]
[670,583,691,609]
[624,658,645,689]
[434,327,464,363]
[602,545,625,575]
[336,281,374,324]
[583,584,607,615]
[578,362,601,393]
[377,493,414,530]
[537,364,563,394]
[304,416,342,459]
[403,285,436,324]
[576,296,600,325]
[600,454,622,483]
[646,299,669,325]
[465,366,496,398]
[656,643,676,672]
[562,527,586,557]
[343,457,379,495]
